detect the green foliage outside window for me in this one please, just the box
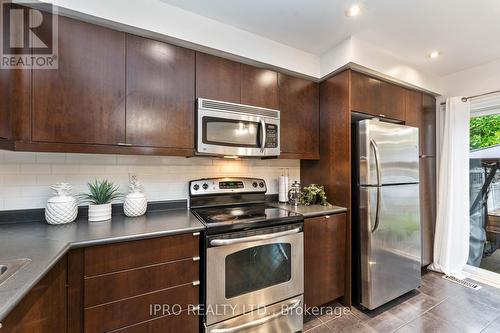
[470,114,500,150]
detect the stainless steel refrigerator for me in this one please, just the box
[353,119,421,310]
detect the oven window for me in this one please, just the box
[203,117,260,147]
[225,243,292,299]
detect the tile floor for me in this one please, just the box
[304,271,500,333]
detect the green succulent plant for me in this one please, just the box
[80,179,122,205]
[300,184,328,206]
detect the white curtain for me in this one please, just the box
[429,97,470,278]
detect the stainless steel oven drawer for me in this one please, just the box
[206,296,303,333]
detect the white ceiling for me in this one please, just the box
[161,0,500,76]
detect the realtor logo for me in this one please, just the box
[1,0,58,69]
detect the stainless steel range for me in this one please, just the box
[190,177,304,333]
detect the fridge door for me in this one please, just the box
[359,184,421,310]
[358,120,419,186]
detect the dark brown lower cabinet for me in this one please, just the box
[73,232,200,333]
[304,213,347,308]
[0,258,67,333]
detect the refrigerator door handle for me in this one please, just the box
[370,139,382,187]
[370,139,382,233]
[372,187,381,233]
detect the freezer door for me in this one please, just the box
[359,184,421,310]
[358,120,419,186]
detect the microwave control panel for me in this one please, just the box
[265,124,278,148]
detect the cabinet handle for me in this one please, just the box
[378,114,386,118]
[324,215,331,219]
[192,280,200,286]
[193,232,200,236]
[192,256,200,261]
[117,142,132,146]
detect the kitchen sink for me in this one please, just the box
[0,258,31,286]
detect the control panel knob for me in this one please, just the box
[252,182,258,188]
[193,184,200,191]
[259,182,265,188]
[202,183,209,190]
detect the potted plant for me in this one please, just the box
[80,180,122,222]
[300,184,328,206]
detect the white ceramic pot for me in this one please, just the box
[88,203,112,222]
[45,195,78,225]
[123,192,147,217]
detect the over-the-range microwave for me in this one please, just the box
[196,98,280,157]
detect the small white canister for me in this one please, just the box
[124,176,147,217]
[45,183,78,225]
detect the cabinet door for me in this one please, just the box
[351,71,406,121]
[0,69,30,141]
[405,89,423,153]
[379,80,407,121]
[351,71,380,116]
[32,16,126,145]
[1,258,67,332]
[196,52,240,103]
[278,73,319,159]
[422,94,436,156]
[304,213,346,308]
[241,64,278,109]
[420,156,436,266]
[126,35,195,149]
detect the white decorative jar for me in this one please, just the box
[45,183,78,225]
[124,176,147,217]
[88,203,112,222]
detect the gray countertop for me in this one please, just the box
[269,202,347,218]
[0,209,205,322]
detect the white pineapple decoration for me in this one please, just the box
[45,183,78,225]
[123,176,147,217]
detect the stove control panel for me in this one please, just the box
[189,177,267,196]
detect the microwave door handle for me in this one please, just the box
[210,227,301,246]
[211,299,301,333]
[260,119,266,152]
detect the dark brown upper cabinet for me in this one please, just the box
[195,52,279,110]
[351,71,406,121]
[405,90,436,156]
[126,35,195,150]
[32,16,126,145]
[0,68,30,141]
[421,93,437,156]
[279,73,319,159]
[405,89,424,151]
[196,52,241,104]
[241,64,279,109]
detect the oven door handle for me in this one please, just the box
[211,299,301,333]
[210,227,301,246]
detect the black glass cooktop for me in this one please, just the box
[191,204,302,234]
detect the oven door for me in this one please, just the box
[197,108,280,157]
[206,225,303,325]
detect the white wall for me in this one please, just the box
[43,0,444,93]
[0,151,299,210]
[441,58,500,97]
[45,0,321,77]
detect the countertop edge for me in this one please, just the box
[0,217,205,323]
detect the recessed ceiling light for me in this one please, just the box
[345,4,361,17]
[429,51,440,59]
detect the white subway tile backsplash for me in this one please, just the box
[35,152,67,164]
[3,151,36,163]
[20,164,52,174]
[0,151,300,210]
